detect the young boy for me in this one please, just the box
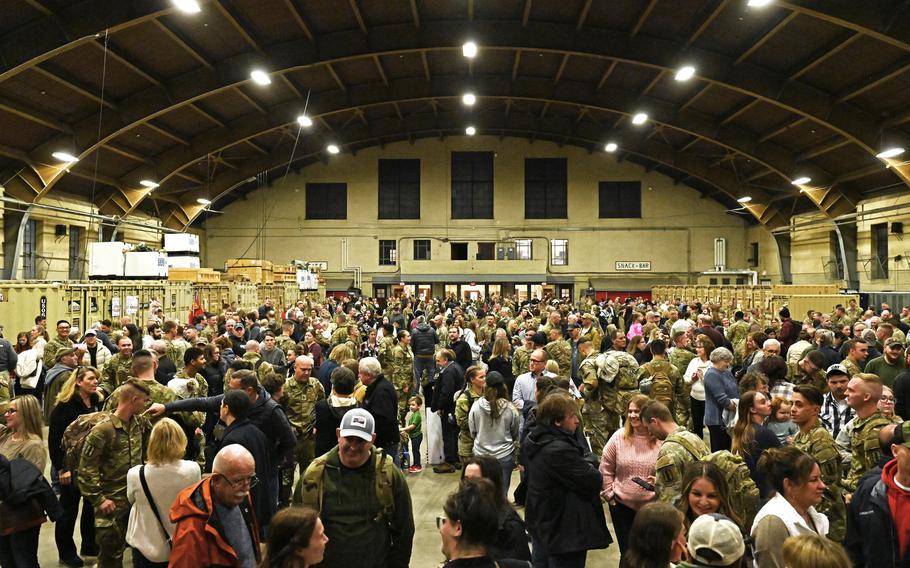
[401,396,423,472]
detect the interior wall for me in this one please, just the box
[204,136,752,289]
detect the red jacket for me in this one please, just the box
[168,477,261,568]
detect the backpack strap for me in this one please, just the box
[139,465,172,549]
[666,432,704,461]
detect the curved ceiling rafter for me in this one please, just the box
[15,20,900,219]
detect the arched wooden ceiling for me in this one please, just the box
[0,0,908,231]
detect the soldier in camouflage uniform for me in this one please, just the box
[99,336,134,397]
[200,313,218,342]
[279,355,326,507]
[161,321,186,368]
[792,350,828,392]
[579,314,602,352]
[44,319,75,369]
[377,326,397,375]
[330,320,350,346]
[241,340,274,383]
[841,338,868,379]
[390,330,415,423]
[578,340,615,455]
[844,373,892,492]
[78,379,151,568]
[512,334,534,378]
[641,399,709,505]
[844,299,862,327]
[456,366,486,463]
[726,312,750,361]
[277,321,298,354]
[544,327,572,382]
[638,339,689,425]
[791,385,846,541]
[0,335,16,419]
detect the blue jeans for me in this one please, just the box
[410,434,423,467]
[414,356,436,389]
[498,453,515,498]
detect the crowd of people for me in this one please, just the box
[0,291,909,567]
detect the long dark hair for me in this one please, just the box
[624,502,684,568]
[258,506,320,568]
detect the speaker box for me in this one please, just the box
[55,224,67,237]
[892,222,904,234]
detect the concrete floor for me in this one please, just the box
[35,466,620,567]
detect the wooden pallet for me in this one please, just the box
[168,268,220,283]
[226,266,274,284]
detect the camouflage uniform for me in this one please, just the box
[512,345,532,377]
[280,376,326,507]
[200,325,217,341]
[793,424,846,541]
[276,334,297,354]
[726,320,750,360]
[544,339,572,382]
[390,343,415,422]
[43,336,73,369]
[579,326,601,352]
[580,353,619,456]
[655,425,709,505]
[844,411,892,492]
[638,359,689,425]
[99,354,132,397]
[792,369,828,393]
[330,326,349,346]
[78,413,149,568]
[845,306,862,325]
[455,388,482,461]
[163,338,185,368]
[242,351,274,383]
[669,347,696,379]
[0,338,14,418]
[842,358,862,379]
[104,379,201,430]
[377,336,396,375]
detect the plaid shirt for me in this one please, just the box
[820,392,853,440]
[770,381,795,401]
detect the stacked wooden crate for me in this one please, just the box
[168,268,220,283]
[273,264,297,283]
[225,259,274,284]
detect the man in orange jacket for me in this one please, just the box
[169,444,261,568]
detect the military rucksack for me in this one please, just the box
[640,361,674,407]
[670,432,760,528]
[595,351,640,390]
[297,448,396,525]
[61,411,111,476]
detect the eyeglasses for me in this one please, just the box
[3,408,17,415]
[881,396,896,402]
[530,358,544,363]
[220,474,259,489]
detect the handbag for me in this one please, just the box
[139,465,172,549]
[0,498,46,535]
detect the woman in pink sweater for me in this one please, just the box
[599,394,662,563]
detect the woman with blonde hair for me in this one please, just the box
[126,418,201,568]
[315,343,352,394]
[49,366,103,565]
[599,394,662,562]
[781,534,850,568]
[486,336,515,393]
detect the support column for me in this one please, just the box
[3,206,32,280]
[773,233,792,284]
[834,221,859,290]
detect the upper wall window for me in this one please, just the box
[306,183,347,219]
[599,181,642,218]
[378,159,420,219]
[413,239,431,260]
[872,222,889,279]
[451,152,494,219]
[525,158,567,219]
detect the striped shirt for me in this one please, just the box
[820,393,853,440]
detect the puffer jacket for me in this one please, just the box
[410,323,437,356]
[523,422,612,556]
[169,477,261,568]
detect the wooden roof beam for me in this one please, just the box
[31,65,116,109]
[212,0,262,53]
[631,0,658,37]
[348,0,368,34]
[409,0,420,30]
[153,20,213,69]
[0,97,70,133]
[685,0,730,47]
[735,12,799,65]
[576,0,593,31]
[522,0,532,27]
[554,54,569,85]
[282,0,315,42]
[788,32,861,80]
[325,63,347,92]
[373,55,388,86]
[759,117,808,143]
[836,59,910,104]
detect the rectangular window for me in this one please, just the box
[69,225,83,279]
[379,240,397,266]
[23,219,37,279]
[413,239,431,260]
[525,158,567,219]
[451,243,468,261]
[451,152,494,219]
[872,222,889,279]
[476,242,495,261]
[748,242,759,268]
[306,183,347,219]
[599,181,642,218]
[378,159,420,219]
[550,239,568,265]
[516,239,532,260]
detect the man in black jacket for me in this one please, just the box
[220,389,274,530]
[411,317,438,400]
[847,421,910,568]
[432,349,464,474]
[447,327,473,371]
[358,356,401,464]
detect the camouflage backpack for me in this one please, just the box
[670,433,760,528]
[595,351,640,390]
[640,361,674,407]
[61,411,112,476]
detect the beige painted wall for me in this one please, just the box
[203,137,753,290]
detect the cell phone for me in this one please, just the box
[631,476,655,492]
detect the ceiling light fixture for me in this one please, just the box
[791,176,811,186]
[737,196,753,203]
[140,180,160,189]
[462,42,478,58]
[675,65,696,82]
[604,142,618,153]
[631,112,648,125]
[297,115,313,127]
[52,151,79,163]
[465,126,476,135]
[876,147,905,159]
[747,0,773,7]
[171,0,202,14]
[327,144,340,154]
[196,198,212,206]
[250,69,271,86]
[462,93,476,106]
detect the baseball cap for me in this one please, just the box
[233,323,245,330]
[486,371,505,389]
[885,338,905,349]
[84,329,97,336]
[55,347,77,362]
[582,313,594,320]
[891,420,910,449]
[686,513,745,567]
[339,409,375,442]
[566,323,580,330]
[826,363,849,378]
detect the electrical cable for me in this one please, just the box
[87,29,110,239]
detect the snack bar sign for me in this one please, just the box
[615,261,652,271]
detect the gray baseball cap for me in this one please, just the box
[339,408,375,441]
